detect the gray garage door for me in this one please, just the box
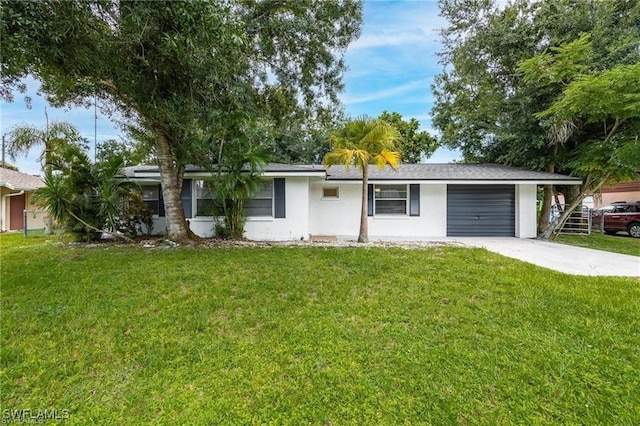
[447,185,515,236]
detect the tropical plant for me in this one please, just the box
[3,0,363,243]
[31,143,151,241]
[210,146,268,240]
[324,116,401,243]
[6,117,86,173]
[7,117,88,234]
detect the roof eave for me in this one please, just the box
[325,178,582,184]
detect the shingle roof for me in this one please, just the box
[0,167,45,190]
[122,163,326,177]
[263,163,326,173]
[120,163,581,183]
[325,163,581,182]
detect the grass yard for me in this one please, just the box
[1,234,639,424]
[556,232,639,256]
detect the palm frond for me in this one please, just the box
[31,171,72,224]
[374,150,401,169]
[324,148,356,167]
[7,125,43,161]
[353,149,371,168]
[7,121,87,169]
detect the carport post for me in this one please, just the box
[23,209,27,238]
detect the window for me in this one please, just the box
[141,185,160,215]
[195,180,215,216]
[374,184,407,215]
[323,187,339,198]
[245,180,273,217]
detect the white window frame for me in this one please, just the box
[194,180,215,217]
[245,179,274,218]
[374,184,408,216]
[140,184,160,217]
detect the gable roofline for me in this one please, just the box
[325,163,582,184]
[122,163,327,179]
[120,162,582,184]
[0,167,45,191]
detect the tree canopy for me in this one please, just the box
[518,33,640,237]
[2,0,363,242]
[432,0,640,235]
[433,0,639,168]
[378,111,438,163]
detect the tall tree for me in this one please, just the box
[324,116,401,243]
[519,36,640,238]
[432,0,640,233]
[7,118,86,173]
[6,118,87,234]
[378,111,438,163]
[96,138,154,167]
[255,85,341,164]
[2,0,363,242]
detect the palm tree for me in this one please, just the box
[211,144,268,239]
[7,114,86,234]
[324,116,402,243]
[6,117,85,173]
[31,144,136,242]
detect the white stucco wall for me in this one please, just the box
[149,176,311,240]
[146,179,540,240]
[515,183,537,238]
[308,181,360,238]
[308,182,448,240]
[243,176,310,240]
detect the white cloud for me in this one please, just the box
[350,30,434,50]
[348,0,445,51]
[342,78,430,105]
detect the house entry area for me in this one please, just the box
[9,193,26,231]
[447,184,515,237]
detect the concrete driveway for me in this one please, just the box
[453,237,639,277]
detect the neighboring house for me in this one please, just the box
[0,167,46,232]
[594,178,640,208]
[122,163,581,240]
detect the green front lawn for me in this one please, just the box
[2,236,639,424]
[556,232,639,256]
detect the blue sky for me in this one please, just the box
[0,0,459,175]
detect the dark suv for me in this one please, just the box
[592,201,640,238]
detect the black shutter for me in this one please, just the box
[409,184,420,216]
[274,178,286,218]
[181,179,192,219]
[158,184,165,217]
[367,184,374,216]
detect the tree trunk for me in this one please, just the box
[539,194,585,240]
[562,185,581,208]
[538,184,553,234]
[537,145,557,235]
[44,216,54,236]
[358,165,369,243]
[43,139,54,235]
[155,131,194,243]
[539,176,608,240]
